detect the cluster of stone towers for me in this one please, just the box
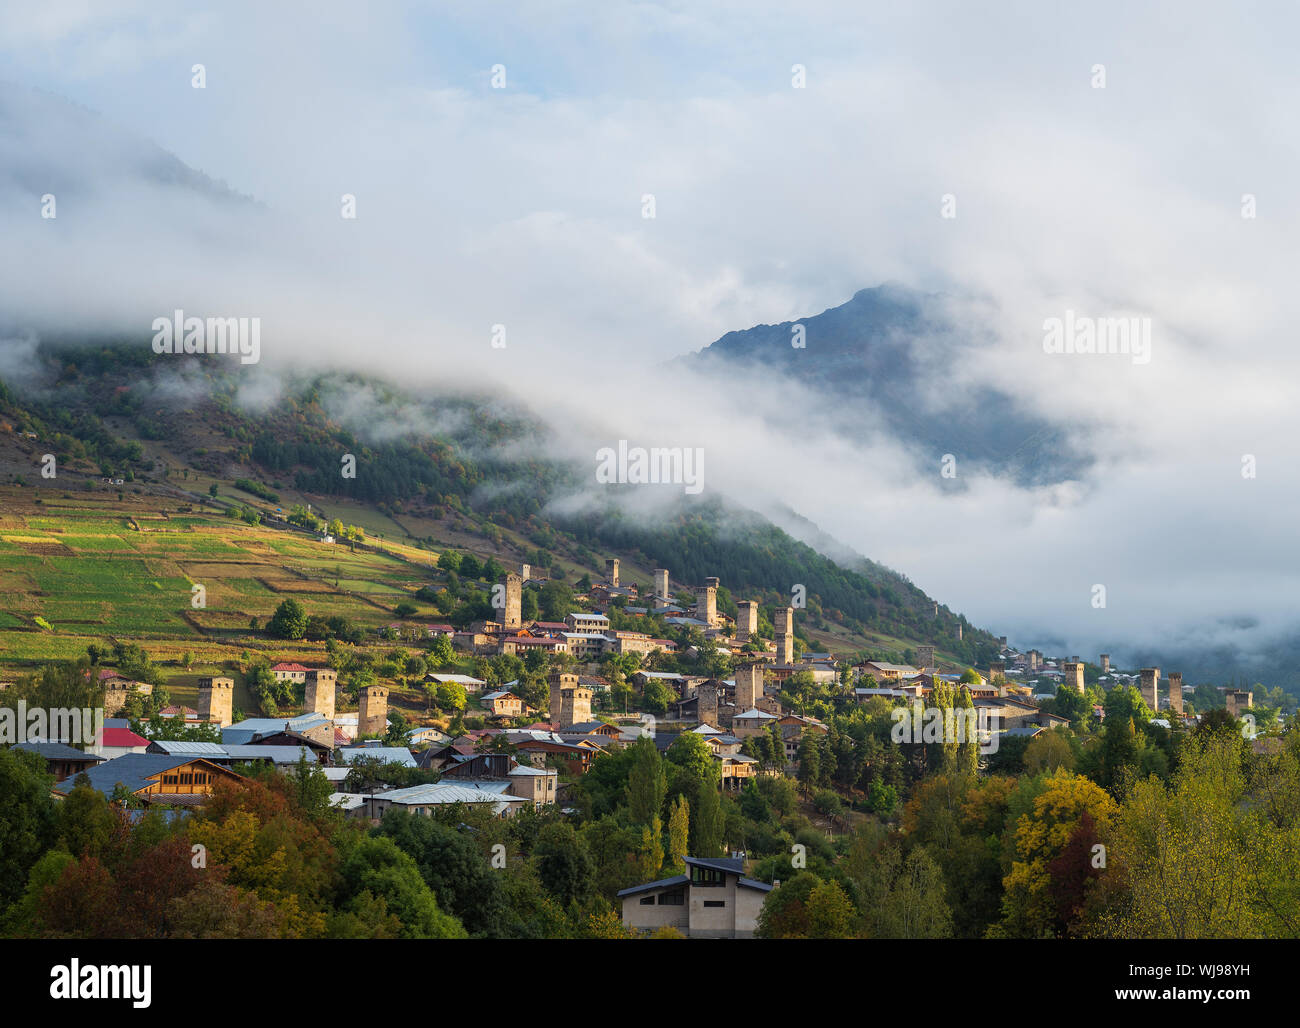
[196,664,383,738]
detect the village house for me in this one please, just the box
[52,753,245,807]
[481,689,526,718]
[13,741,105,781]
[618,856,774,938]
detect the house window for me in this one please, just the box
[691,866,725,888]
[657,889,684,906]
[640,896,656,906]
[703,900,726,908]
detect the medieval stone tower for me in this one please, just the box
[197,676,234,727]
[1168,672,1184,715]
[916,645,935,671]
[548,672,592,730]
[503,572,522,629]
[1225,689,1253,717]
[1139,668,1160,711]
[1100,653,1110,674]
[696,583,718,628]
[654,568,669,600]
[736,601,759,644]
[605,558,620,588]
[775,606,795,664]
[1062,661,1085,695]
[955,623,963,641]
[734,663,764,711]
[697,679,719,727]
[519,562,531,581]
[359,685,389,738]
[989,660,1006,682]
[304,668,338,720]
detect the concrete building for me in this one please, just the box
[197,676,235,727]
[618,856,774,938]
[304,668,338,720]
[358,685,389,739]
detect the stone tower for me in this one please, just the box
[197,676,235,727]
[502,572,522,629]
[1139,668,1160,712]
[304,668,338,720]
[697,679,719,727]
[916,645,935,671]
[519,562,531,581]
[989,660,1006,682]
[1168,672,1184,715]
[696,584,717,628]
[359,685,389,738]
[1062,661,1084,695]
[1225,689,1253,717]
[654,568,669,600]
[605,558,619,588]
[775,607,794,664]
[548,672,592,730]
[1100,653,1110,674]
[734,664,763,711]
[955,623,963,641]
[736,601,759,644]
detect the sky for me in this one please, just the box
[1,1,1298,676]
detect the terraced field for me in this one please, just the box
[0,487,442,677]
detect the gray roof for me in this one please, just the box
[149,740,228,756]
[337,746,416,767]
[51,753,226,796]
[617,874,689,897]
[13,742,104,763]
[222,713,329,745]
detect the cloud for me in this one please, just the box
[0,3,1298,679]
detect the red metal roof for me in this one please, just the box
[101,726,149,747]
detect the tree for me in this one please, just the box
[637,817,665,880]
[267,598,308,640]
[0,748,57,907]
[338,835,466,939]
[533,822,594,908]
[806,878,855,938]
[666,795,690,874]
[1025,730,1076,774]
[796,732,820,798]
[626,736,667,825]
[692,778,724,858]
[1000,770,1118,938]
